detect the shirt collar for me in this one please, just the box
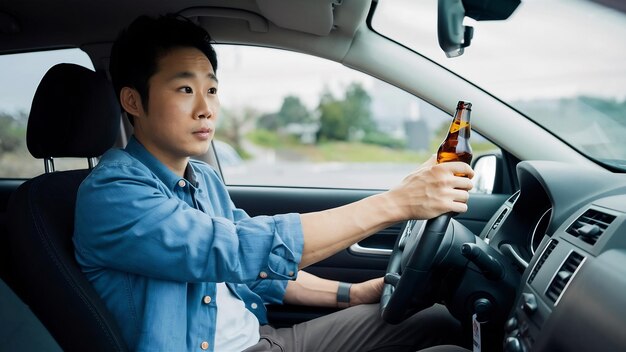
[125,136,196,190]
[184,163,199,188]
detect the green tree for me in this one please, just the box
[317,91,347,140]
[317,83,375,141]
[257,112,280,130]
[277,95,312,125]
[343,82,375,135]
[0,111,27,154]
[257,96,312,130]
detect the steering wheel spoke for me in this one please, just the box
[381,213,456,324]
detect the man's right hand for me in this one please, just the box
[383,156,475,221]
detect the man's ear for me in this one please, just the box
[120,87,144,118]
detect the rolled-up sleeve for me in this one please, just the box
[235,214,302,279]
[74,158,304,285]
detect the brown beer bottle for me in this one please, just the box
[437,100,473,166]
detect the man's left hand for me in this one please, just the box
[350,277,384,306]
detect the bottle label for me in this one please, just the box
[449,120,469,133]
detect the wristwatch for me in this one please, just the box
[337,281,352,308]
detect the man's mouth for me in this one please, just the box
[193,128,213,139]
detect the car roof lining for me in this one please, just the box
[0,0,365,53]
[0,0,371,71]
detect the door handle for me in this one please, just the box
[348,243,392,256]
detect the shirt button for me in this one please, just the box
[178,179,186,187]
[251,303,258,309]
[259,271,268,279]
[203,295,212,304]
[200,341,209,350]
[288,271,295,277]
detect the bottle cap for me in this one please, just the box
[457,101,472,110]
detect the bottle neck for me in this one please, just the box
[454,108,471,138]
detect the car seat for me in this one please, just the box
[5,63,128,351]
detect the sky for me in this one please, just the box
[373,0,626,101]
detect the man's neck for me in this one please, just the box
[133,135,189,177]
[165,158,189,177]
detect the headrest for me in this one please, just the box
[27,63,121,159]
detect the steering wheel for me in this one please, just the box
[380,213,454,324]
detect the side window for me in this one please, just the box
[0,49,94,178]
[213,45,498,191]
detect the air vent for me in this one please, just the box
[491,208,509,231]
[566,208,616,245]
[528,239,558,284]
[545,251,585,305]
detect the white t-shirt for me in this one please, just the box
[214,283,261,351]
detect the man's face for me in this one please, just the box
[133,46,219,168]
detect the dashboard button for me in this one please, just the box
[521,293,538,315]
[505,316,518,333]
[504,337,523,352]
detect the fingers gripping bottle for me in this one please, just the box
[437,101,473,170]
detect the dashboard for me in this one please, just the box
[480,161,626,351]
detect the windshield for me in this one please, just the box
[372,0,626,170]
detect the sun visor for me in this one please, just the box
[256,0,341,36]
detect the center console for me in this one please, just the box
[503,197,626,351]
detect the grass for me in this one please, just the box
[297,142,429,163]
[245,129,500,163]
[247,130,434,163]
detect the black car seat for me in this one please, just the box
[5,63,128,351]
[0,277,62,351]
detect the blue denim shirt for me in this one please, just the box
[73,137,304,351]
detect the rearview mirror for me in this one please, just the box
[437,0,521,58]
[437,0,473,58]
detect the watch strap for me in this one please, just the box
[337,281,352,308]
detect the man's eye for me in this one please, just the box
[208,88,217,95]
[179,87,193,94]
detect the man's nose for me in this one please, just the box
[195,95,214,119]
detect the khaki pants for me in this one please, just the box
[243,304,467,352]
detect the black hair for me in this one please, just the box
[109,14,218,124]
